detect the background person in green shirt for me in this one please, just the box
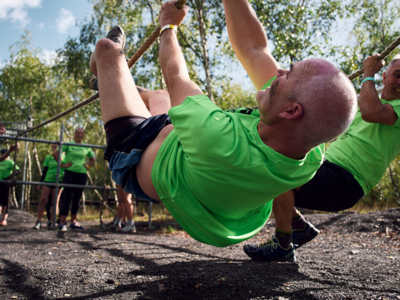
[89,0,356,250]
[244,54,400,261]
[0,123,18,162]
[34,143,66,230]
[0,149,20,226]
[53,128,95,231]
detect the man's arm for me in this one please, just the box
[223,0,280,90]
[359,55,398,125]
[0,144,17,162]
[159,1,203,107]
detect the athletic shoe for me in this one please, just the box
[106,25,126,49]
[70,222,85,230]
[243,236,296,262]
[292,221,320,249]
[119,224,136,233]
[33,221,41,230]
[47,221,52,230]
[89,25,126,91]
[59,223,68,232]
[110,222,121,231]
[89,75,98,91]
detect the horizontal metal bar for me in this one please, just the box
[0,135,106,149]
[0,180,117,191]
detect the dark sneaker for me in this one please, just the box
[243,236,296,262]
[292,221,320,249]
[33,221,41,230]
[70,222,85,230]
[106,25,126,49]
[59,223,68,232]
[47,221,52,230]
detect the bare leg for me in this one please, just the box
[273,190,296,233]
[49,189,62,221]
[139,90,171,116]
[90,38,151,123]
[37,186,52,222]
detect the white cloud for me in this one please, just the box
[38,22,44,29]
[40,49,57,65]
[56,8,75,34]
[0,0,42,27]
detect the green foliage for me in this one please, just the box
[252,0,343,67]
[337,0,400,91]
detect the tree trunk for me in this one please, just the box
[192,0,214,101]
[33,142,42,176]
[25,150,32,211]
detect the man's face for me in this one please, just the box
[51,144,57,152]
[256,62,304,124]
[383,60,400,101]
[0,126,6,135]
[74,129,85,142]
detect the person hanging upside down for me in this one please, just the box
[89,0,357,247]
[243,53,400,262]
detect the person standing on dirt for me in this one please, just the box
[88,0,357,248]
[0,123,18,162]
[34,143,66,230]
[112,185,136,233]
[0,149,20,226]
[53,128,95,231]
[244,54,400,262]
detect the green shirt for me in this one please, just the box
[61,142,94,174]
[326,98,400,195]
[152,89,324,247]
[43,154,65,182]
[0,159,19,180]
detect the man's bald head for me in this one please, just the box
[288,59,357,149]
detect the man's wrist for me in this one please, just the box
[160,24,178,36]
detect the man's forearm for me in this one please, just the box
[223,0,279,90]
[223,0,268,61]
[160,30,189,90]
[159,30,201,107]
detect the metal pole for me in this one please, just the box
[148,202,153,229]
[52,123,64,229]
[20,140,28,210]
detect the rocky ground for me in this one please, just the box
[0,207,399,300]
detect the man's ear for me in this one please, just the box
[279,103,303,119]
[382,72,387,85]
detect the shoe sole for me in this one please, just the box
[244,251,297,262]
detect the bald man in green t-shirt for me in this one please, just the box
[90,0,357,248]
[244,54,400,262]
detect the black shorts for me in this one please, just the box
[43,182,55,190]
[104,114,172,202]
[294,159,364,212]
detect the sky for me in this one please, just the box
[0,0,93,66]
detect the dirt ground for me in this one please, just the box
[0,207,399,300]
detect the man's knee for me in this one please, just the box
[95,38,123,57]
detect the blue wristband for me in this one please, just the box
[361,77,375,85]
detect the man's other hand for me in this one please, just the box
[159,0,189,28]
[363,54,385,76]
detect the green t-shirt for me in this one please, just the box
[0,159,19,180]
[326,98,400,195]
[152,80,324,247]
[61,142,94,174]
[43,154,65,182]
